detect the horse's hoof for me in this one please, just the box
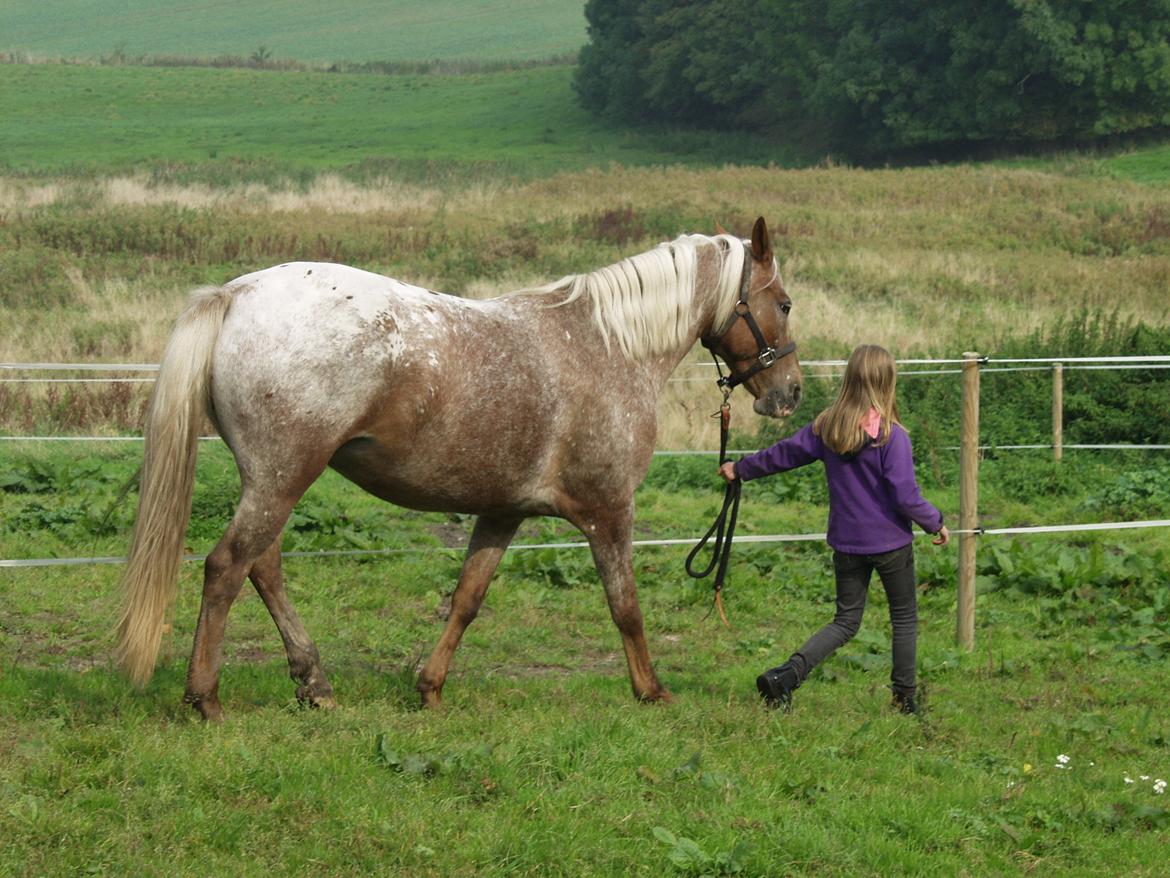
[296,685,336,710]
[418,689,443,709]
[637,688,673,704]
[188,698,224,722]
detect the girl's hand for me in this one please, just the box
[718,461,737,483]
[932,525,950,546]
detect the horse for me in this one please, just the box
[116,216,802,720]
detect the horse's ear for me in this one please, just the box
[750,216,773,262]
[713,220,730,236]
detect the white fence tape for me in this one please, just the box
[7,355,1169,375]
[4,519,1169,569]
[6,436,1169,456]
[0,362,158,371]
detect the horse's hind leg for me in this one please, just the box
[416,514,522,708]
[185,490,300,721]
[248,540,336,710]
[582,505,670,703]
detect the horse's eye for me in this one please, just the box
[781,303,791,315]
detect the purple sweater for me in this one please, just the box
[736,423,944,554]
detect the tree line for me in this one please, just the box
[574,0,1170,157]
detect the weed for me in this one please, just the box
[1085,467,1170,519]
[652,826,751,876]
[500,547,595,589]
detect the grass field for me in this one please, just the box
[2,443,1168,876]
[0,0,585,65]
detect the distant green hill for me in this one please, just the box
[0,0,585,64]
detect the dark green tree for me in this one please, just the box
[574,0,1170,156]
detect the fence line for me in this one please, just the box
[5,435,1170,456]
[9,363,1169,385]
[0,378,153,384]
[0,362,159,372]
[10,357,1170,386]
[11,362,1170,386]
[990,355,1170,364]
[5,518,1169,569]
[981,364,1170,373]
[0,435,221,442]
[944,443,1170,452]
[7,354,1169,375]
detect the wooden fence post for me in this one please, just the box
[957,351,981,651]
[1052,362,1063,462]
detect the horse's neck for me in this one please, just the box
[530,281,719,392]
[639,270,727,382]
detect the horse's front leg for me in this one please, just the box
[417,514,523,708]
[583,505,671,703]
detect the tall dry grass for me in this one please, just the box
[3,164,1168,446]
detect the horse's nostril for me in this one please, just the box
[792,383,802,404]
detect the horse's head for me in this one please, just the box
[705,217,802,418]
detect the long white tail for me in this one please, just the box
[116,286,233,686]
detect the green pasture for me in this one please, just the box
[0,0,585,65]
[2,445,1169,876]
[0,62,798,179]
[6,58,1170,183]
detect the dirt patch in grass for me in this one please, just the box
[430,520,471,548]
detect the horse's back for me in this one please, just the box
[208,262,569,509]
[211,263,461,458]
[221,261,453,361]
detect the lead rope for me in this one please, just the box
[684,392,740,628]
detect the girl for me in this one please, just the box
[719,344,949,714]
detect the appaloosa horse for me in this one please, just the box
[117,216,802,720]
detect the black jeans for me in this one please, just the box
[786,543,918,696]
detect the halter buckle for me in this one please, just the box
[757,348,777,368]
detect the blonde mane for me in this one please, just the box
[534,233,749,361]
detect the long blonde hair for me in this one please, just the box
[813,344,901,455]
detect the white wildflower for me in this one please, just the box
[1056,754,1070,764]
[1124,776,1135,784]
[1155,779,1167,795]
[1141,775,1151,781]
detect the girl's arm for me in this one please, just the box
[882,428,945,533]
[731,424,822,482]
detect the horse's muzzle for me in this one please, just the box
[753,384,801,418]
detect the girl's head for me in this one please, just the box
[813,344,900,455]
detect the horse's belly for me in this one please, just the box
[328,437,555,516]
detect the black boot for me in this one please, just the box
[892,689,918,715]
[756,662,799,711]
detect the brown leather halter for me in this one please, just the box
[700,243,796,392]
